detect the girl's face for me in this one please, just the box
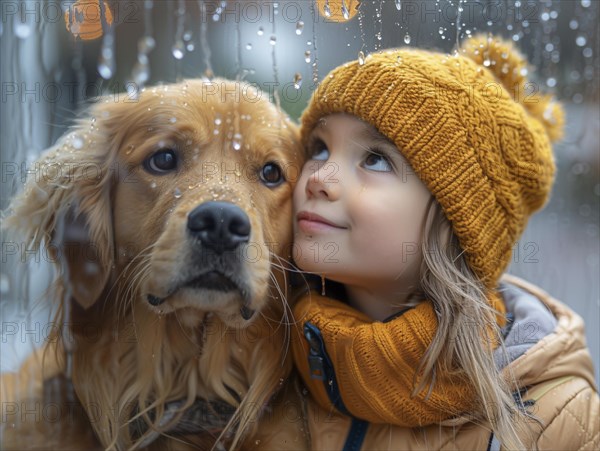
[293,114,432,296]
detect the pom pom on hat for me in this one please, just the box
[460,34,564,142]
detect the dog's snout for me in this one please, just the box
[188,201,251,252]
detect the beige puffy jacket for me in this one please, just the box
[256,275,599,450]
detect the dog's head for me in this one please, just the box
[4,79,304,448]
[5,79,302,328]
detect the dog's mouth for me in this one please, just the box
[146,271,255,320]
[184,270,239,292]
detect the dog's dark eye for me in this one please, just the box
[260,162,284,187]
[145,150,177,174]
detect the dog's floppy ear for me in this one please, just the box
[3,101,127,309]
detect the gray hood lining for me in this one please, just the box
[494,281,559,370]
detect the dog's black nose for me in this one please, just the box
[187,201,251,253]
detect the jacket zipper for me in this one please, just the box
[304,322,369,451]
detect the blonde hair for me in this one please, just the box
[414,196,537,449]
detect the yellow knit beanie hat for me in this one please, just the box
[301,35,564,292]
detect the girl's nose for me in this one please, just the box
[305,162,341,201]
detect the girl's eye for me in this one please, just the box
[145,149,178,174]
[309,140,329,161]
[260,162,285,187]
[363,152,393,172]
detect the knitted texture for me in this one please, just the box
[300,35,564,293]
[292,293,476,426]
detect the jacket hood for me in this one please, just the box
[497,274,598,391]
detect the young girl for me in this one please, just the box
[290,35,599,450]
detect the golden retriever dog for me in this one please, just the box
[1,79,307,450]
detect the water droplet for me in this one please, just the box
[246,43,252,50]
[483,58,491,67]
[169,117,177,124]
[215,117,222,126]
[541,12,550,21]
[257,26,264,36]
[72,135,84,149]
[183,30,193,41]
[174,187,182,198]
[232,133,242,151]
[139,36,156,53]
[293,73,302,89]
[569,19,579,30]
[172,40,185,59]
[150,181,157,189]
[296,21,304,35]
[269,35,276,45]
[304,50,311,63]
[358,51,365,65]
[132,61,150,85]
[404,33,411,45]
[581,0,590,7]
[519,67,528,77]
[395,0,402,10]
[14,18,31,39]
[576,36,587,47]
[186,41,195,52]
[98,57,114,80]
[341,0,350,20]
[583,47,593,58]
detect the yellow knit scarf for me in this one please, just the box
[291,291,505,426]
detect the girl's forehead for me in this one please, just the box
[314,114,385,139]
[313,114,399,148]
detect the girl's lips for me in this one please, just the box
[296,211,346,234]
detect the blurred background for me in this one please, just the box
[1,0,598,386]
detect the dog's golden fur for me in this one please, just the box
[2,79,306,450]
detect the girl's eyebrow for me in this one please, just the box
[356,127,401,154]
[356,127,404,156]
[355,127,412,168]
